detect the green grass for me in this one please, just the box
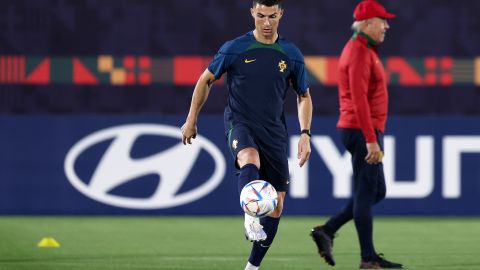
[0,217,479,270]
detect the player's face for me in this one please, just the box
[250,4,283,40]
[365,17,390,43]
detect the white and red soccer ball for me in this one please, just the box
[240,180,278,218]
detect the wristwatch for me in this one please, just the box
[301,129,311,137]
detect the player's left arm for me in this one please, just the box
[297,90,312,167]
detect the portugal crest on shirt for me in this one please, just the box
[278,60,287,72]
[232,139,238,150]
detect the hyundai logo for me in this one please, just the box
[64,124,226,209]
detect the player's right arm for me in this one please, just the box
[181,69,216,145]
[182,39,234,144]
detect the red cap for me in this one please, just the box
[353,0,396,21]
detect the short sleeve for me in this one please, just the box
[283,43,309,95]
[291,57,309,95]
[207,41,235,80]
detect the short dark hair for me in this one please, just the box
[252,0,282,8]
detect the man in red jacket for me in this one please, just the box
[310,1,403,269]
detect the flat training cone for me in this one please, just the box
[37,237,60,248]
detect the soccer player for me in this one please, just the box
[310,1,403,269]
[181,0,312,269]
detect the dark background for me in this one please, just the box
[0,0,479,115]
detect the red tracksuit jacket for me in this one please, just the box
[336,32,388,143]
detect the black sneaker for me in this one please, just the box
[360,253,403,269]
[310,225,335,266]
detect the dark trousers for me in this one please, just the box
[325,128,386,261]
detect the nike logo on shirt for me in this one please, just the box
[244,59,256,63]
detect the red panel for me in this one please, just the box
[124,56,136,69]
[173,56,205,86]
[441,57,453,70]
[138,72,151,85]
[139,56,151,69]
[72,58,98,85]
[125,72,136,84]
[424,57,437,70]
[6,56,11,83]
[424,73,437,85]
[25,58,51,84]
[325,57,339,86]
[12,56,18,83]
[19,56,25,82]
[0,57,4,83]
[440,74,453,86]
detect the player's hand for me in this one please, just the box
[365,142,383,164]
[181,120,197,145]
[297,134,311,167]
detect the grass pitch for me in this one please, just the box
[0,216,479,270]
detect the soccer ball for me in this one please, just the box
[240,180,278,218]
